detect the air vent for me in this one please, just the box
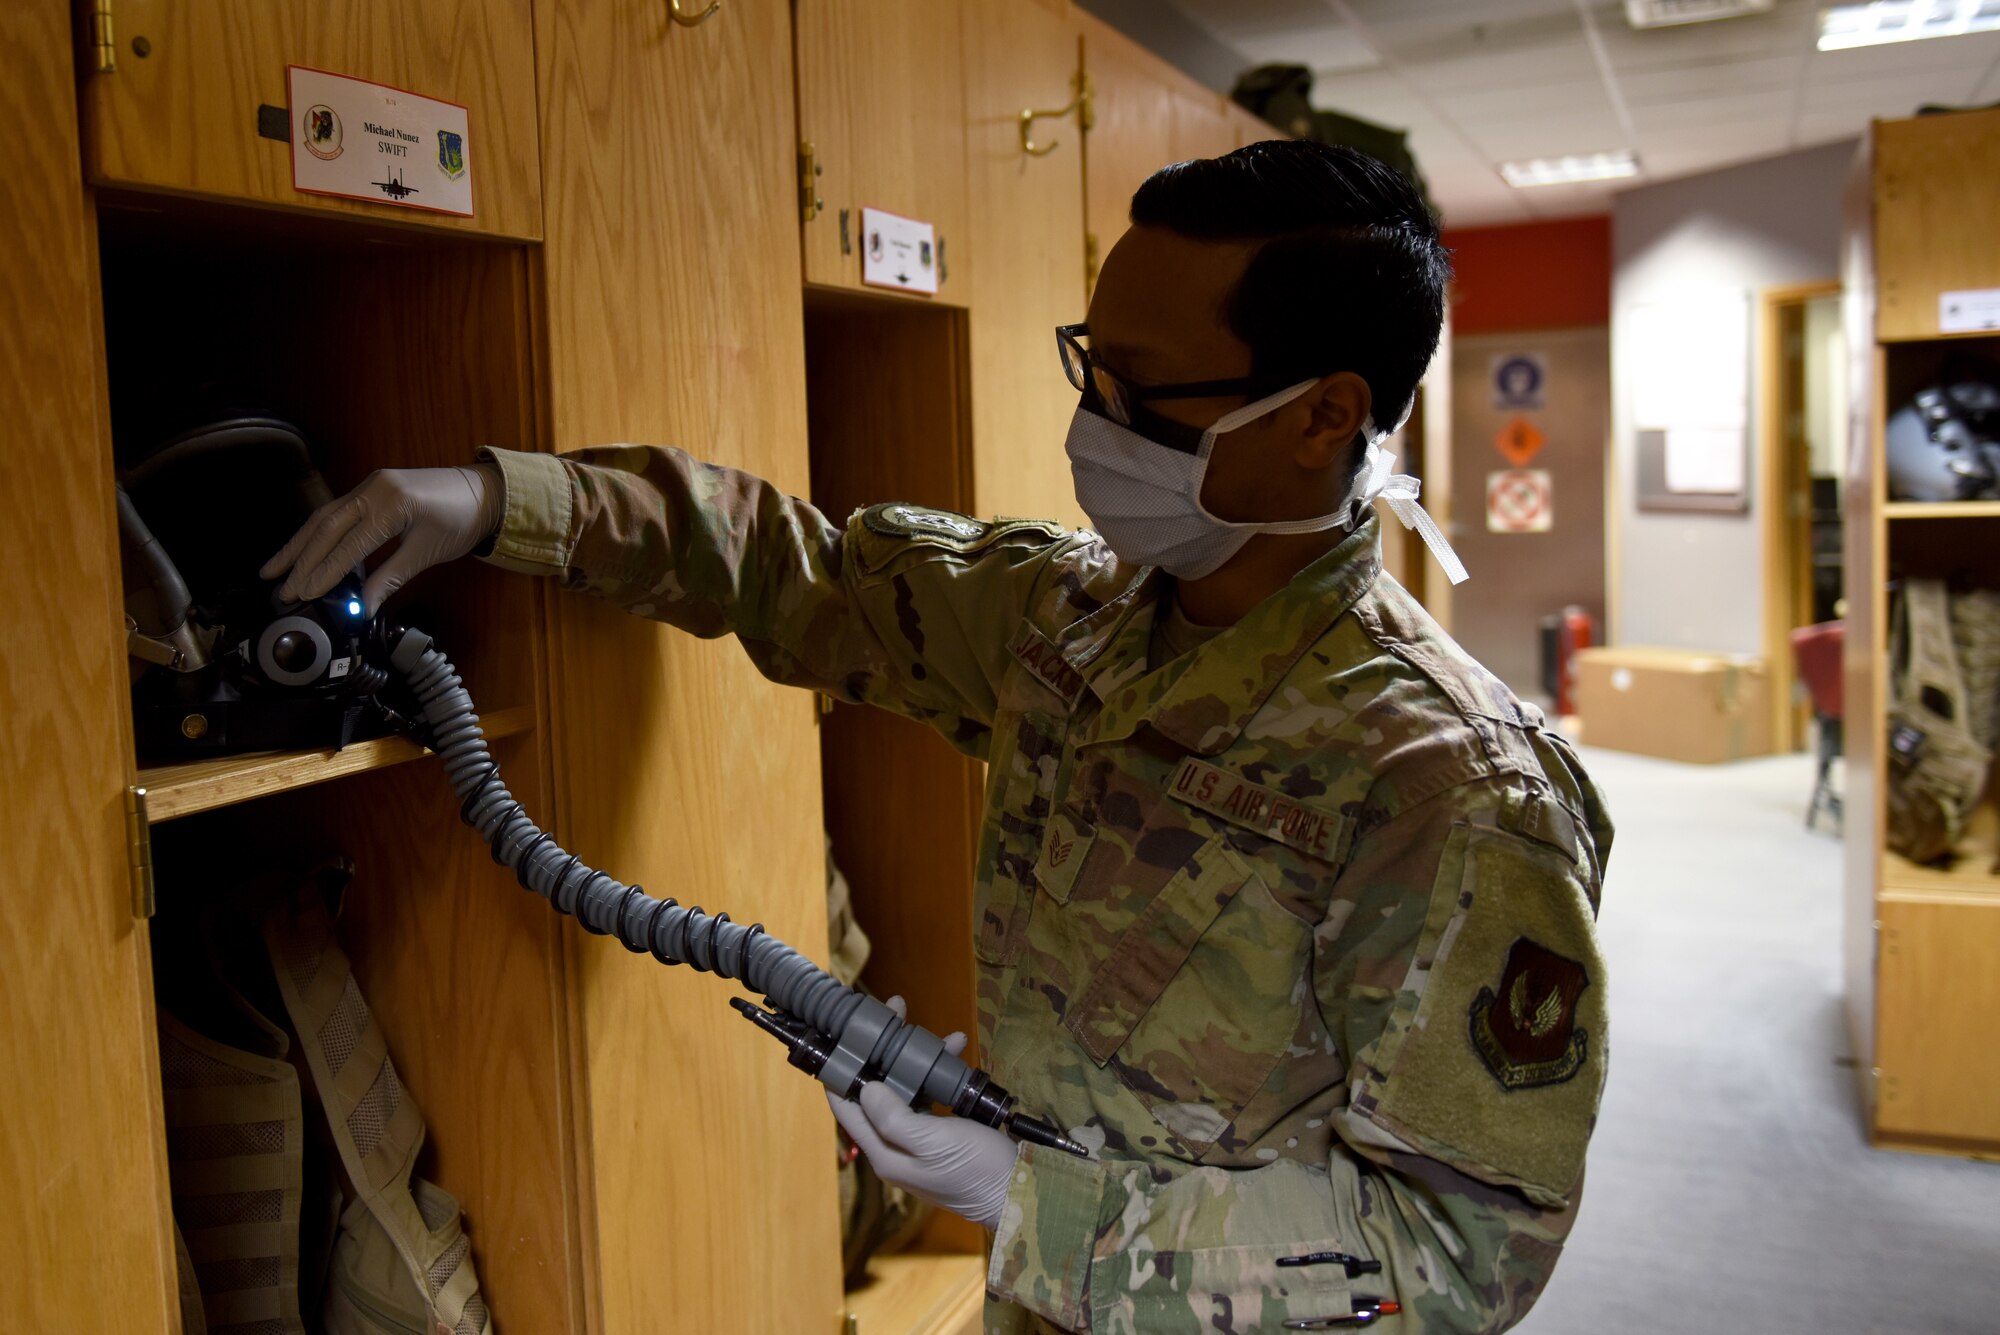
[1624,0,1774,28]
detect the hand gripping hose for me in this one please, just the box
[385,627,1085,1158]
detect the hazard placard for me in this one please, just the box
[1487,469,1553,533]
[1495,416,1546,467]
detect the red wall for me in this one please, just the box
[1442,215,1611,335]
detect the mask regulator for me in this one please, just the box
[371,622,1087,1161]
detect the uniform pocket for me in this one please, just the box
[973,711,1064,966]
[1064,835,1309,1152]
[1088,1238,1351,1332]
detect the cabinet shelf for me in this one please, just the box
[843,1252,986,1335]
[1883,851,2000,901]
[136,706,533,823]
[1884,501,2000,520]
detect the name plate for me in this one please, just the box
[288,66,473,218]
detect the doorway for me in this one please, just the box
[1759,282,1845,753]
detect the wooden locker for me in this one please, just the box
[532,1,844,1331]
[1873,108,2000,342]
[794,0,972,305]
[1075,11,1173,295]
[78,0,542,240]
[90,200,579,1335]
[1874,895,2000,1146]
[1231,102,1280,149]
[961,0,1087,527]
[1167,84,1237,163]
[0,4,178,1329]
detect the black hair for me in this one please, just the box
[1128,139,1451,434]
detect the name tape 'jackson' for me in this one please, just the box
[1168,757,1351,862]
[1009,621,1085,705]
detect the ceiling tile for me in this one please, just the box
[1616,53,1801,103]
[1796,69,1981,114]
[1590,1,1814,70]
[1804,29,2000,77]
[1398,33,1602,93]
[1094,0,1999,242]
[1628,87,1796,130]
[1234,26,1383,70]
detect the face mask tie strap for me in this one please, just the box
[1377,475,1470,586]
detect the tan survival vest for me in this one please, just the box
[161,885,492,1335]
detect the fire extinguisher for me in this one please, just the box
[1539,606,1594,716]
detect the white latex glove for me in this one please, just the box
[260,463,504,614]
[825,998,1019,1230]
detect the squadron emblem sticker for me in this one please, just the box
[1469,937,1590,1090]
[437,129,467,181]
[303,104,343,160]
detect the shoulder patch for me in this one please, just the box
[861,503,1061,552]
[1468,938,1590,1090]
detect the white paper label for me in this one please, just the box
[1662,426,1746,494]
[1940,288,2000,333]
[860,207,939,296]
[288,67,473,218]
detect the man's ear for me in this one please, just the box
[1297,372,1372,470]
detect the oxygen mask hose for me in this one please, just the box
[382,626,1087,1160]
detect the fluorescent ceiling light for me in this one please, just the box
[1818,0,2000,50]
[1500,150,1641,188]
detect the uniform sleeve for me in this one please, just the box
[988,776,1608,1333]
[476,445,1070,757]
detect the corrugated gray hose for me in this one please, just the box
[385,626,1085,1157]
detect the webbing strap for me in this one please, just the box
[265,893,488,1333]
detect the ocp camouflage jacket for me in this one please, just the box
[480,443,1613,1334]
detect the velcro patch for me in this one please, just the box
[1010,621,1086,705]
[1167,757,1350,863]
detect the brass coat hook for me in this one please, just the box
[1019,70,1094,157]
[670,0,721,26]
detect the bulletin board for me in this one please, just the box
[1631,291,1751,513]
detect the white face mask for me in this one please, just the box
[1064,383,1469,584]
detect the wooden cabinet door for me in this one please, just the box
[534,2,841,1332]
[1167,85,1236,163]
[962,0,1086,527]
[794,0,971,304]
[1076,11,1172,295]
[1230,102,1279,149]
[1874,896,2000,1145]
[78,0,541,239]
[2,5,176,1331]
[1873,108,2000,341]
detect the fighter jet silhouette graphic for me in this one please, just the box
[374,168,420,202]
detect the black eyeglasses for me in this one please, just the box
[1055,323,1295,427]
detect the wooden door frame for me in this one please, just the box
[1759,279,1843,754]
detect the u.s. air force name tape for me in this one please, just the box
[1167,757,1351,862]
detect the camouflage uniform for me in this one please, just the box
[479,444,1613,1334]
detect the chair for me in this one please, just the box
[1791,621,1845,831]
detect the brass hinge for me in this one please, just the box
[798,141,824,223]
[125,785,155,918]
[1084,231,1100,291]
[92,0,117,73]
[815,691,835,723]
[1076,69,1096,133]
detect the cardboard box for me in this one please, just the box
[1573,646,1772,764]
